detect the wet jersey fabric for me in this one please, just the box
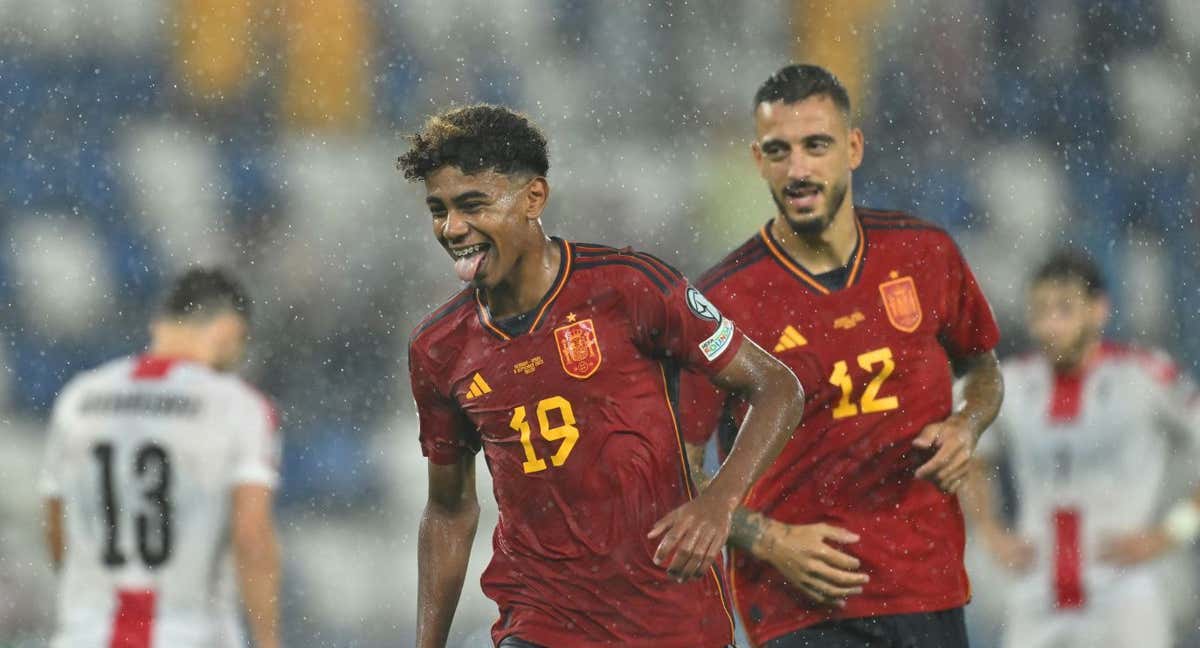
[409,239,743,647]
[681,210,999,645]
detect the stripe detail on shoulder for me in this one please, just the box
[698,233,769,292]
[572,242,685,294]
[411,288,474,340]
[574,257,671,294]
[858,207,943,232]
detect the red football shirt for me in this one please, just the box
[409,239,744,647]
[681,209,999,645]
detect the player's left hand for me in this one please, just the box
[648,491,737,581]
[1098,529,1174,566]
[912,415,976,494]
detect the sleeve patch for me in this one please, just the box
[686,286,722,322]
[699,318,735,361]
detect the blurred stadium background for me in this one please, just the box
[0,0,1197,646]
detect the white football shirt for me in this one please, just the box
[40,355,280,648]
[978,342,1200,612]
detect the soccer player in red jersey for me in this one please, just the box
[399,105,806,648]
[680,64,1005,647]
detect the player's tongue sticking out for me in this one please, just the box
[454,245,487,282]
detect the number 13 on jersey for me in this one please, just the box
[511,396,580,474]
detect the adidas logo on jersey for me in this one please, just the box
[464,373,492,399]
[773,326,808,353]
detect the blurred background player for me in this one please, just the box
[682,63,1004,647]
[401,104,805,648]
[964,250,1200,648]
[40,268,281,648]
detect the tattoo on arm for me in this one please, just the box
[728,508,769,553]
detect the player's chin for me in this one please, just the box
[786,211,830,234]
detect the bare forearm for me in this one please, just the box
[44,499,64,570]
[954,352,1003,439]
[235,534,281,648]
[728,507,774,554]
[686,443,772,556]
[417,504,479,648]
[706,382,803,507]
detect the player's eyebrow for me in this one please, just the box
[803,133,835,146]
[450,190,491,204]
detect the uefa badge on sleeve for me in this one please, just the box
[554,318,602,379]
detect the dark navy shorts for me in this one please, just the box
[763,607,968,648]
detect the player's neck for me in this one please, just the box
[484,236,562,319]
[771,204,859,274]
[1052,336,1103,374]
[147,336,210,368]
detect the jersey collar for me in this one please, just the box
[475,237,573,341]
[758,212,866,295]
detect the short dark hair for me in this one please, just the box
[159,267,251,322]
[397,104,550,181]
[1032,249,1106,297]
[754,63,851,117]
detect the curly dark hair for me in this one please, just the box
[397,104,550,181]
[754,63,851,117]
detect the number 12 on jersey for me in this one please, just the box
[511,396,580,474]
[829,347,900,419]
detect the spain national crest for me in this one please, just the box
[554,318,602,379]
[879,276,923,333]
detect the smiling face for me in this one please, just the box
[752,95,863,236]
[424,166,547,290]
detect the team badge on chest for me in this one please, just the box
[554,318,602,379]
[879,275,923,333]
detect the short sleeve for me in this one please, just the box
[938,241,1000,358]
[409,342,478,465]
[1146,351,1200,450]
[231,387,282,489]
[627,260,745,376]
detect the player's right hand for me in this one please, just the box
[759,521,868,607]
[649,490,738,582]
[982,527,1035,572]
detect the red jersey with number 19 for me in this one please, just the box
[681,209,999,645]
[409,239,742,648]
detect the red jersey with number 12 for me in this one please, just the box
[409,239,742,648]
[681,210,999,645]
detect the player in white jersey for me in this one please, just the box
[40,268,282,648]
[964,251,1200,648]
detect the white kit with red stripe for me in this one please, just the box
[977,341,1200,648]
[40,355,280,648]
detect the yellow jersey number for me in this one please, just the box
[511,396,580,474]
[828,347,900,419]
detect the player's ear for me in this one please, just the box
[848,127,865,170]
[522,176,549,221]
